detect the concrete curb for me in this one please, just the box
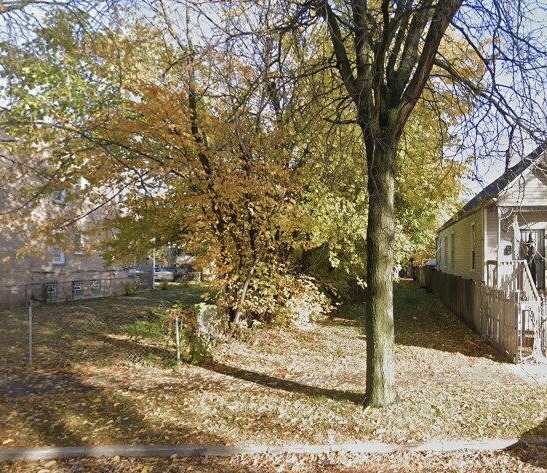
[2,439,546,462]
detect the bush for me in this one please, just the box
[164,302,228,364]
[240,269,332,328]
[273,275,332,329]
[159,280,170,290]
[123,281,138,296]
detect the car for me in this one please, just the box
[423,258,437,268]
[154,269,175,281]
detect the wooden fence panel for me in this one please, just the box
[419,268,519,362]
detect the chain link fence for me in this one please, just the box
[0,273,154,309]
[0,278,208,375]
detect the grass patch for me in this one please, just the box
[122,320,165,339]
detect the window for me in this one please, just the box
[52,190,66,204]
[52,246,66,265]
[74,234,88,255]
[72,280,84,298]
[43,282,58,302]
[90,279,101,296]
[471,223,476,270]
[451,233,455,269]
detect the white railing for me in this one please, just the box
[487,259,540,298]
[485,259,546,361]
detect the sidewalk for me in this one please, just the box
[2,438,544,462]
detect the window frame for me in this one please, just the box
[90,279,101,296]
[72,280,84,298]
[51,246,66,265]
[43,282,58,302]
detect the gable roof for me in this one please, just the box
[462,141,547,213]
[439,141,547,232]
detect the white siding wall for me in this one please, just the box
[438,209,484,282]
[485,206,498,262]
[498,166,547,207]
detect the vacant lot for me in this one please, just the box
[1,282,547,470]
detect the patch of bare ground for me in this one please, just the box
[0,282,546,470]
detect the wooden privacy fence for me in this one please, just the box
[419,268,520,362]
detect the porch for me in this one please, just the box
[483,206,547,360]
[486,206,547,292]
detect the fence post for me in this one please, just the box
[175,316,181,363]
[28,300,33,366]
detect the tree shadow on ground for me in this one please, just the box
[323,282,504,360]
[0,368,223,448]
[201,360,363,405]
[94,334,365,405]
[0,286,203,373]
[393,281,506,361]
[0,287,222,451]
[507,417,547,469]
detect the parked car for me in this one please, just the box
[423,258,437,269]
[154,269,175,281]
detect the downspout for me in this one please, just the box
[482,205,488,284]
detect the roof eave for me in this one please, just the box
[438,198,495,233]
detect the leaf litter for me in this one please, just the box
[1,282,547,470]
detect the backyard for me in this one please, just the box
[1,282,547,471]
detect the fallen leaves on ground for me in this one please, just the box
[0,282,546,468]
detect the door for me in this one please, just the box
[520,229,546,289]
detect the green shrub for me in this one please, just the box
[123,281,138,296]
[179,329,210,365]
[164,301,227,365]
[159,280,169,290]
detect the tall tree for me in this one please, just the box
[316,0,463,407]
[314,0,547,406]
[5,0,547,408]
[208,0,547,406]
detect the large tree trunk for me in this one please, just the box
[364,136,397,407]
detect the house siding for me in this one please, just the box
[485,205,498,261]
[438,209,484,282]
[498,166,547,207]
[497,209,547,257]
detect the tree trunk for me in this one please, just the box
[233,260,258,325]
[364,137,397,407]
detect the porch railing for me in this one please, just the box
[485,259,546,361]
